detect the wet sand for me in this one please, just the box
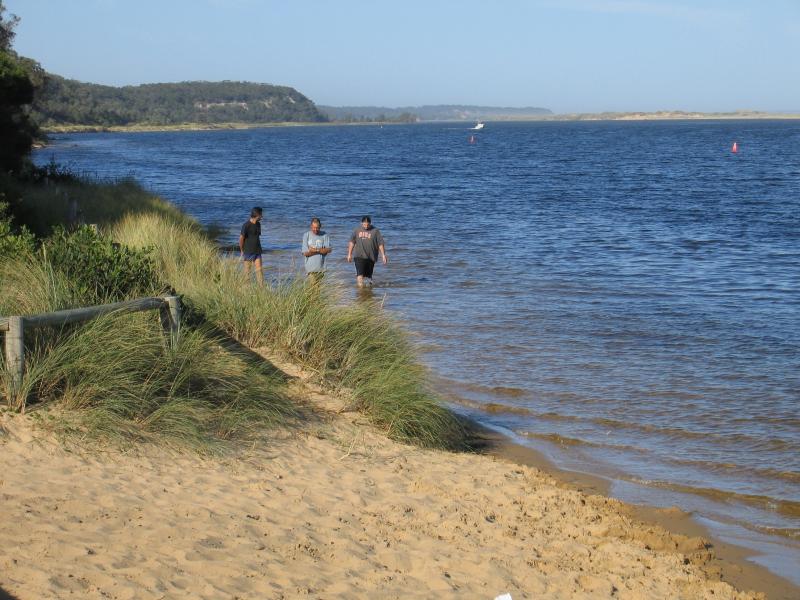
[0,352,795,599]
[484,435,797,600]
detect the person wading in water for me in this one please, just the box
[239,206,264,284]
[346,215,387,287]
[302,217,331,282]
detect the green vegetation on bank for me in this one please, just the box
[112,211,464,448]
[0,172,466,450]
[1,175,295,450]
[0,1,38,172]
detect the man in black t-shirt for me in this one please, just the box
[239,206,264,284]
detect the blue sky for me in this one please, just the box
[6,0,800,113]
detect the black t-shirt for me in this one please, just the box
[241,220,262,254]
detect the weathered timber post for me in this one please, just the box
[5,316,25,402]
[160,296,182,347]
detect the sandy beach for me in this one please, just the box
[0,351,794,600]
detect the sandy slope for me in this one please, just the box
[0,355,766,599]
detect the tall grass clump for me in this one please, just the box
[113,212,467,450]
[0,254,294,450]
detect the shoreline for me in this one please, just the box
[2,350,797,598]
[38,112,800,135]
[481,428,798,599]
[39,121,397,134]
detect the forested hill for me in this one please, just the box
[32,76,327,127]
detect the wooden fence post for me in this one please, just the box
[5,316,25,400]
[161,296,182,347]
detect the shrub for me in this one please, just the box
[43,225,162,303]
[0,198,35,257]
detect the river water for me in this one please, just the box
[35,120,800,582]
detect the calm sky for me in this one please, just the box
[7,0,800,113]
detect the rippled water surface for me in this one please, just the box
[36,121,800,578]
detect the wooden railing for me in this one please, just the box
[1,296,181,396]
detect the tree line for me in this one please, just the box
[0,1,38,173]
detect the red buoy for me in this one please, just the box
[732,141,738,153]
[469,135,476,144]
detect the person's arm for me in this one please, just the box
[240,222,252,256]
[346,240,354,262]
[302,234,316,257]
[376,231,387,264]
[319,234,332,255]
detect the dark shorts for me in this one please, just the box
[354,257,375,278]
[242,253,262,262]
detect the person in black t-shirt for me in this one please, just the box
[239,206,264,284]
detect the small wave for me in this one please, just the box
[662,456,800,485]
[751,525,800,541]
[440,380,529,401]
[513,430,648,454]
[587,417,800,453]
[625,478,800,521]
[482,403,534,416]
[490,386,528,398]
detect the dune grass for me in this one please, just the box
[113,212,466,449]
[0,255,294,451]
[2,174,467,450]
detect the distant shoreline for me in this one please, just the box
[544,111,800,122]
[40,121,363,134]
[40,112,800,135]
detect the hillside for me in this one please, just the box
[320,104,553,122]
[31,75,327,127]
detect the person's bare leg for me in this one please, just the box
[243,260,251,280]
[356,275,364,287]
[254,257,264,285]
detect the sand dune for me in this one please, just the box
[0,355,773,599]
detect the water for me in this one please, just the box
[35,121,800,581]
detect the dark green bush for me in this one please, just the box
[44,225,162,303]
[0,198,35,257]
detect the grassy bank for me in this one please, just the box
[1,173,465,450]
[113,212,465,449]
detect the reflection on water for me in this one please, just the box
[355,286,375,303]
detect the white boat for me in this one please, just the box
[472,122,485,130]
